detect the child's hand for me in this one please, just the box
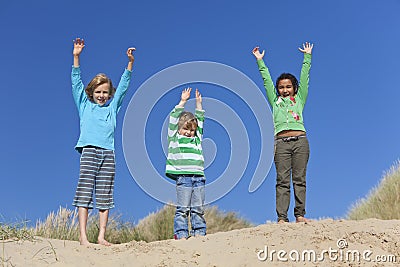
[127,47,136,63]
[181,87,192,102]
[73,38,85,56]
[252,46,265,60]
[298,42,313,54]
[177,87,192,107]
[195,89,202,110]
[195,89,202,104]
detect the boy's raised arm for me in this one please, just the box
[195,89,204,139]
[195,89,202,111]
[126,47,135,71]
[112,47,136,110]
[73,38,85,67]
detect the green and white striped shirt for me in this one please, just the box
[165,106,205,179]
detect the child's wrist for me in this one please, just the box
[178,100,187,107]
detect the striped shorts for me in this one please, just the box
[72,147,115,210]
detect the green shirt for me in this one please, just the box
[165,106,205,179]
[257,53,311,135]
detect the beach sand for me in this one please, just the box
[2,218,399,266]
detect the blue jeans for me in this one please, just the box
[174,175,206,239]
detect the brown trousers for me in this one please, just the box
[274,136,310,222]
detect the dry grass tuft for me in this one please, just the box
[34,207,137,244]
[133,204,253,242]
[33,204,252,243]
[347,160,400,220]
[0,221,34,241]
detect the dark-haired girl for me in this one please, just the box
[252,42,313,224]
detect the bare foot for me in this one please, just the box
[174,237,189,241]
[98,239,112,246]
[296,216,311,224]
[278,220,287,224]
[79,239,91,246]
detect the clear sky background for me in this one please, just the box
[1,0,399,225]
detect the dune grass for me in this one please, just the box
[0,220,34,242]
[34,207,137,244]
[133,204,253,242]
[205,206,253,233]
[347,160,400,220]
[0,219,35,267]
[132,204,175,242]
[31,204,252,244]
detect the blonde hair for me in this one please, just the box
[85,73,116,102]
[178,111,198,131]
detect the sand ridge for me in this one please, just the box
[2,219,400,266]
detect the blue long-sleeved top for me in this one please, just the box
[71,66,132,152]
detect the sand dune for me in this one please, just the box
[2,219,399,266]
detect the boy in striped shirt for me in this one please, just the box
[166,87,206,240]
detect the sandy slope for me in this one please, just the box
[2,219,400,267]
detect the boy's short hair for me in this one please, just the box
[178,111,198,130]
[276,73,299,94]
[85,73,116,102]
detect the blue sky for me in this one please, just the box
[1,0,399,225]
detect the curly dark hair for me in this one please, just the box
[85,73,116,102]
[275,73,299,95]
